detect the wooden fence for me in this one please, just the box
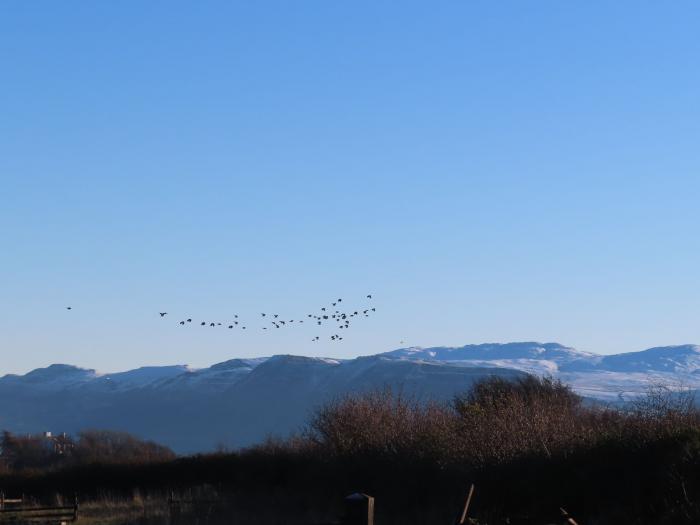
[0,494,78,524]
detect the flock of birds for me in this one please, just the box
[67,295,376,343]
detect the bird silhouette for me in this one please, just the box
[66,306,72,310]
[160,293,376,339]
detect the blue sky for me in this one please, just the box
[2,2,699,374]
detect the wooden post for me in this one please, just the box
[457,484,475,524]
[343,493,374,525]
[73,494,79,521]
[560,507,579,525]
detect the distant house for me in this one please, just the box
[42,431,75,455]
[0,430,75,470]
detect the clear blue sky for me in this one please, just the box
[2,1,699,374]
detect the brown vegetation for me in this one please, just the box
[0,429,175,472]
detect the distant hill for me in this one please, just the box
[2,342,699,452]
[0,354,524,453]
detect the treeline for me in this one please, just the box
[1,377,699,524]
[0,429,175,471]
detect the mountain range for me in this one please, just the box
[2,342,699,453]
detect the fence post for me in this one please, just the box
[456,484,475,524]
[73,494,79,521]
[560,507,579,525]
[343,493,374,525]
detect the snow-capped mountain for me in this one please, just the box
[566,344,700,374]
[381,342,700,400]
[381,342,598,375]
[0,353,524,452]
[88,365,193,392]
[1,342,699,452]
[0,364,99,391]
[153,358,267,393]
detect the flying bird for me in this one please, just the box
[66,306,72,310]
[159,312,168,317]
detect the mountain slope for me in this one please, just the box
[3,342,700,451]
[0,354,524,452]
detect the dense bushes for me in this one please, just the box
[0,429,175,472]
[304,376,700,466]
